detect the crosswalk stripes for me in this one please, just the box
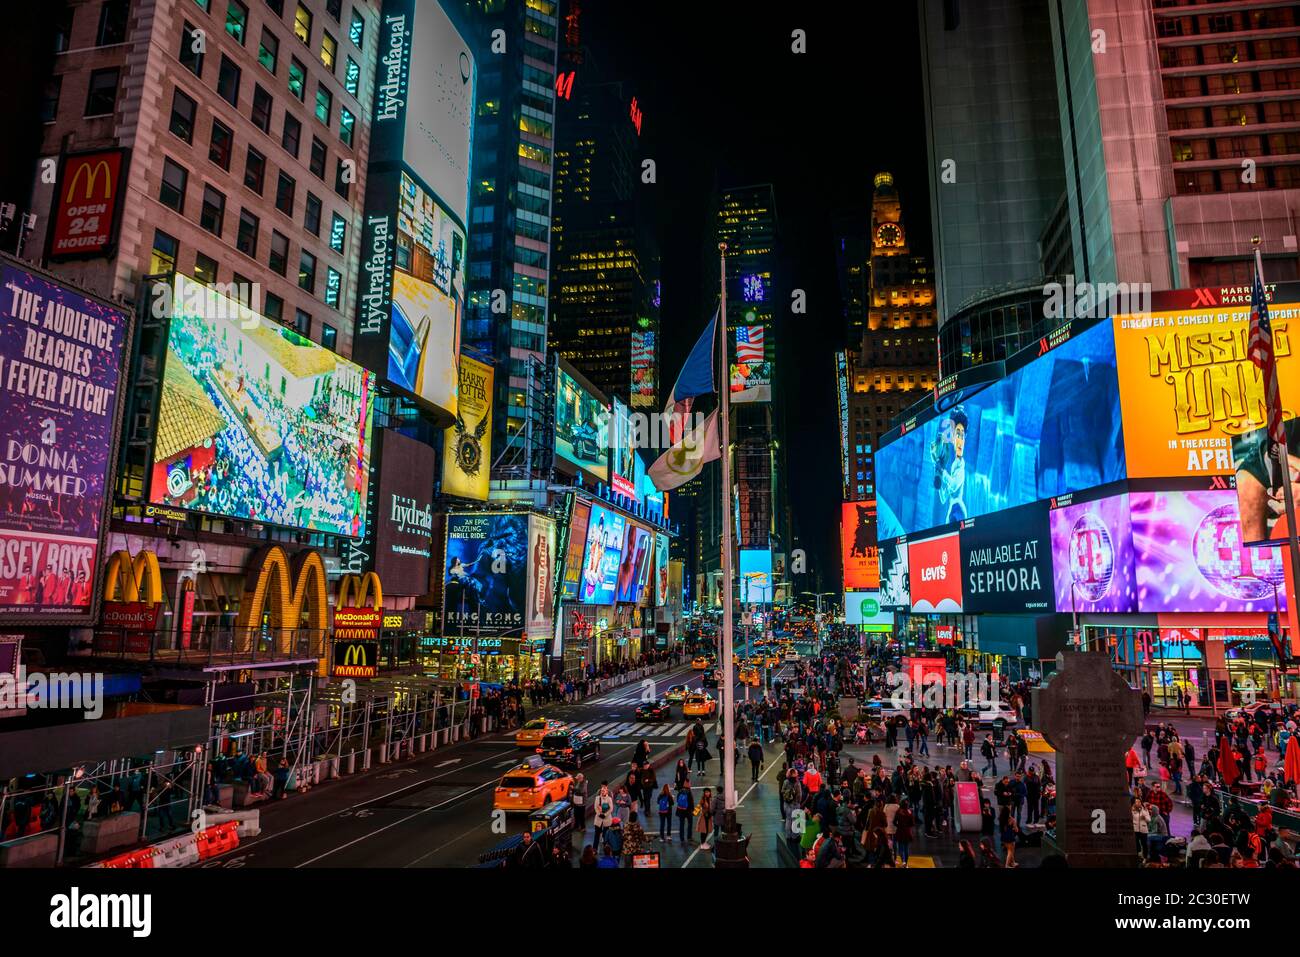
[560,720,697,739]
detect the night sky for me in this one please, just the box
[585,1,931,592]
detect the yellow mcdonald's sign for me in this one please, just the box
[66,159,114,202]
[342,643,369,667]
[336,571,383,611]
[102,550,164,606]
[234,544,328,655]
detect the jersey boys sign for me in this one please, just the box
[957,501,1053,613]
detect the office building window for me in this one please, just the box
[321,31,337,71]
[97,0,130,46]
[264,291,284,324]
[339,106,354,147]
[231,273,253,306]
[84,68,119,117]
[159,158,188,212]
[225,1,249,44]
[237,209,260,257]
[288,57,306,100]
[217,55,241,106]
[180,22,205,76]
[321,323,337,350]
[41,76,62,124]
[265,0,284,15]
[295,308,312,336]
[54,7,74,52]
[193,252,219,285]
[281,113,301,156]
[275,171,295,215]
[200,185,226,236]
[170,88,197,142]
[244,146,266,194]
[304,192,322,234]
[258,27,279,73]
[326,0,341,21]
[209,118,234,169]
[294,4,312,44]
[151,229,179,274]
[269,230,289,275]
[344,56,360,96]
[309,137,326,178]
[298,249,316,292]
[333,157,350,199]
[325,266,341,308]
[349,8,364,46]
[329,212,346,252]
[315,84,332,126]
[251,84,273,132]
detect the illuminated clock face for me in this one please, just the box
[876,223,902,247]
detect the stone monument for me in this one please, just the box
[1033,650,1144,867]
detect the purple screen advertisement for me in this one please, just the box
[0,265,126,615]
[1048,494,1139,614]
[1131,489,1287,613]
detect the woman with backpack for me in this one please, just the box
[674,783,695,843]
[656,784,674,842]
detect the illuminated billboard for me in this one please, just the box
[739,548,773,604]
[616,523,652,603]
[908,532,962,613]
[1231,421,1298,546]
[730,321,771,404]
[150,276,375,537]
[1114,298,1300,479]
[878,537,909,611]
[654,532,670,606]
[443,353,492,500]
[958,501,1053,613]
[876,319,1125,539]
[355,0,474,418]
[555,363,610,483]
[845,591,893,629]
[372,430,436,595]
[578,503,624,604]
[841,501,880,590]
[525,514,556,641]
[560,499,591,601]
[0,262,129,619]
[444,512,526,637]
[1131,488,1288,613]
[631,329,657,409]
[1048,493,1138,615]
[610,398,637,499]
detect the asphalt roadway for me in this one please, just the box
[198,661,784,868]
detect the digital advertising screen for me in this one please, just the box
[0,262,129,618]
[907,532,962,613]
[1113,298,1300,479]
[1230,418,1300,546]
[878,537,909,611]
[845,591,893,629]
[841,500,880,590]
[372,430,436,596]
[739,548,773,604]
[958,500,1053,613]
[443,353,492,500]
[525,514,556,641]
[150,275,375,538]
[579,503,624,604]
[560,499,591,601]
[443,512,527,637]
[616,523,652,603]
[1049,492,1138,615]
[876,319,1125,539]
[555,364,610,483]
[610,398,637,499]
[1131,488,1288,613]
[630,329,657,409]
[730,323,770,404]
[654,532,670,606]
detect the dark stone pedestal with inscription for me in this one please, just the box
[713,810,750,869]
[1033,651,1144,868]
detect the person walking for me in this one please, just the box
[674,783,694,844]
[894,799,915,867]
[747,740,764,783]
[570,773,589,833]
[592,783,615,851]
[696,787,714,849]
[656,784,673,842]
[639,763,657,815]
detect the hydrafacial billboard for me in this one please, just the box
[555,363,610,483]
[355,0,473,418]
[0,262,129,619]
[876,319,1125,540]
[1048,492,1138,615]
[150,276,375,537]
[372,430,436,595]
[444,512,526,637]
[579,503,624,604]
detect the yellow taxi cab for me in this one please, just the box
[515,717,566,749]
[738,667,760,687]
[764,653,780,668]
[493,756,573,813]
[691,655,711,670]
[683,692,717,718]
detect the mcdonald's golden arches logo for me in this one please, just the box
[102,549,164,606]
[49,148,127,260]
[336,571,383,611]
[234,544,328,655]
[66,159,114,202]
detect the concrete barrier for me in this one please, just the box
[231,782,269,809]
[81,812,143,855]
[200,808,261,838]
[0,831,58,867]
[215,783,234,809]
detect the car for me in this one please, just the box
[539,728,601,768]
[493,756,573,813]
[515,717,566,749]
[783,650,800,663]
[700,668,720,689]
[764,654,780,668]
[958,701,1021,727]
[1224,701,1284,723]
[692,656,711,670]
[635,699,672,721]
[738,667,760,687]
[664,684,689,703]
[683,692,717,717]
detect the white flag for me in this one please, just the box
[648,409,720,491]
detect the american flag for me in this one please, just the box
[735,324,765,364]
[1248,252,1285,445]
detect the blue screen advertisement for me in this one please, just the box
[876,320,1126,539]
[739,548,773,603]
[579,504,625,604]
[443,513,527,637]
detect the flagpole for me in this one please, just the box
[715,240,745,867]
[1258,245,1300,670]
